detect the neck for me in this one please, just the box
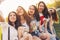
[30,15,34,17]
[39,10,42,13]
[12,22,15,27]
[29,14,34,19]
[20,15,25,20]
[12,23,14,25]
[39,12,42,13]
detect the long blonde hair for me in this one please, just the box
[16,6,31,26]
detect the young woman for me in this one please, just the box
[48,8,58,40]
[8,11,19,40]
[16,6,33,40]
[28,5,39,33]
[28,5,41,40]
[37,1,50,40]
[8,11,19,30]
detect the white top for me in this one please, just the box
[39,13,43,16]
[22,22,29,32]
[0,22,18,40]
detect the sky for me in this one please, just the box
[0,0,55,19]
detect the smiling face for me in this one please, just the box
[28,5,35,15]
[38,3,45,13]
[17,6,24,16]
[9,12,17,23]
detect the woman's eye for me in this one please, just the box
[14,15,16,16]
[10,15,12,16]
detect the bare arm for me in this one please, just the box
[49,16,54,34]
[44,20,48,33]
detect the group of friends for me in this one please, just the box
[0,1,59,40]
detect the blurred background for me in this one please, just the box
[0,0,60,38]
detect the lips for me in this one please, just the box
[39,8,43,10]
[38,8,43,12]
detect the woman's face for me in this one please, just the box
[51,9,55,14]
[28,6,35,15]
[9,13,16,23]
[38,3,44,13]
[48,9,54,14]
[17,7,24,16]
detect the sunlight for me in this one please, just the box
[0,0,55,19]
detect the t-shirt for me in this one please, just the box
[21,22,29,32]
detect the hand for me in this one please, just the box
[39,29,43,33]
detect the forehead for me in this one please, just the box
[9,12,16,15]
[39,3,44,6]
[17,6,23,9]
[29,6,34,9]
[48,8,54,11]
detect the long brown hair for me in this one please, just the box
[49,8,58,21]
[16,6,31,26]
[38,1,49,19]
